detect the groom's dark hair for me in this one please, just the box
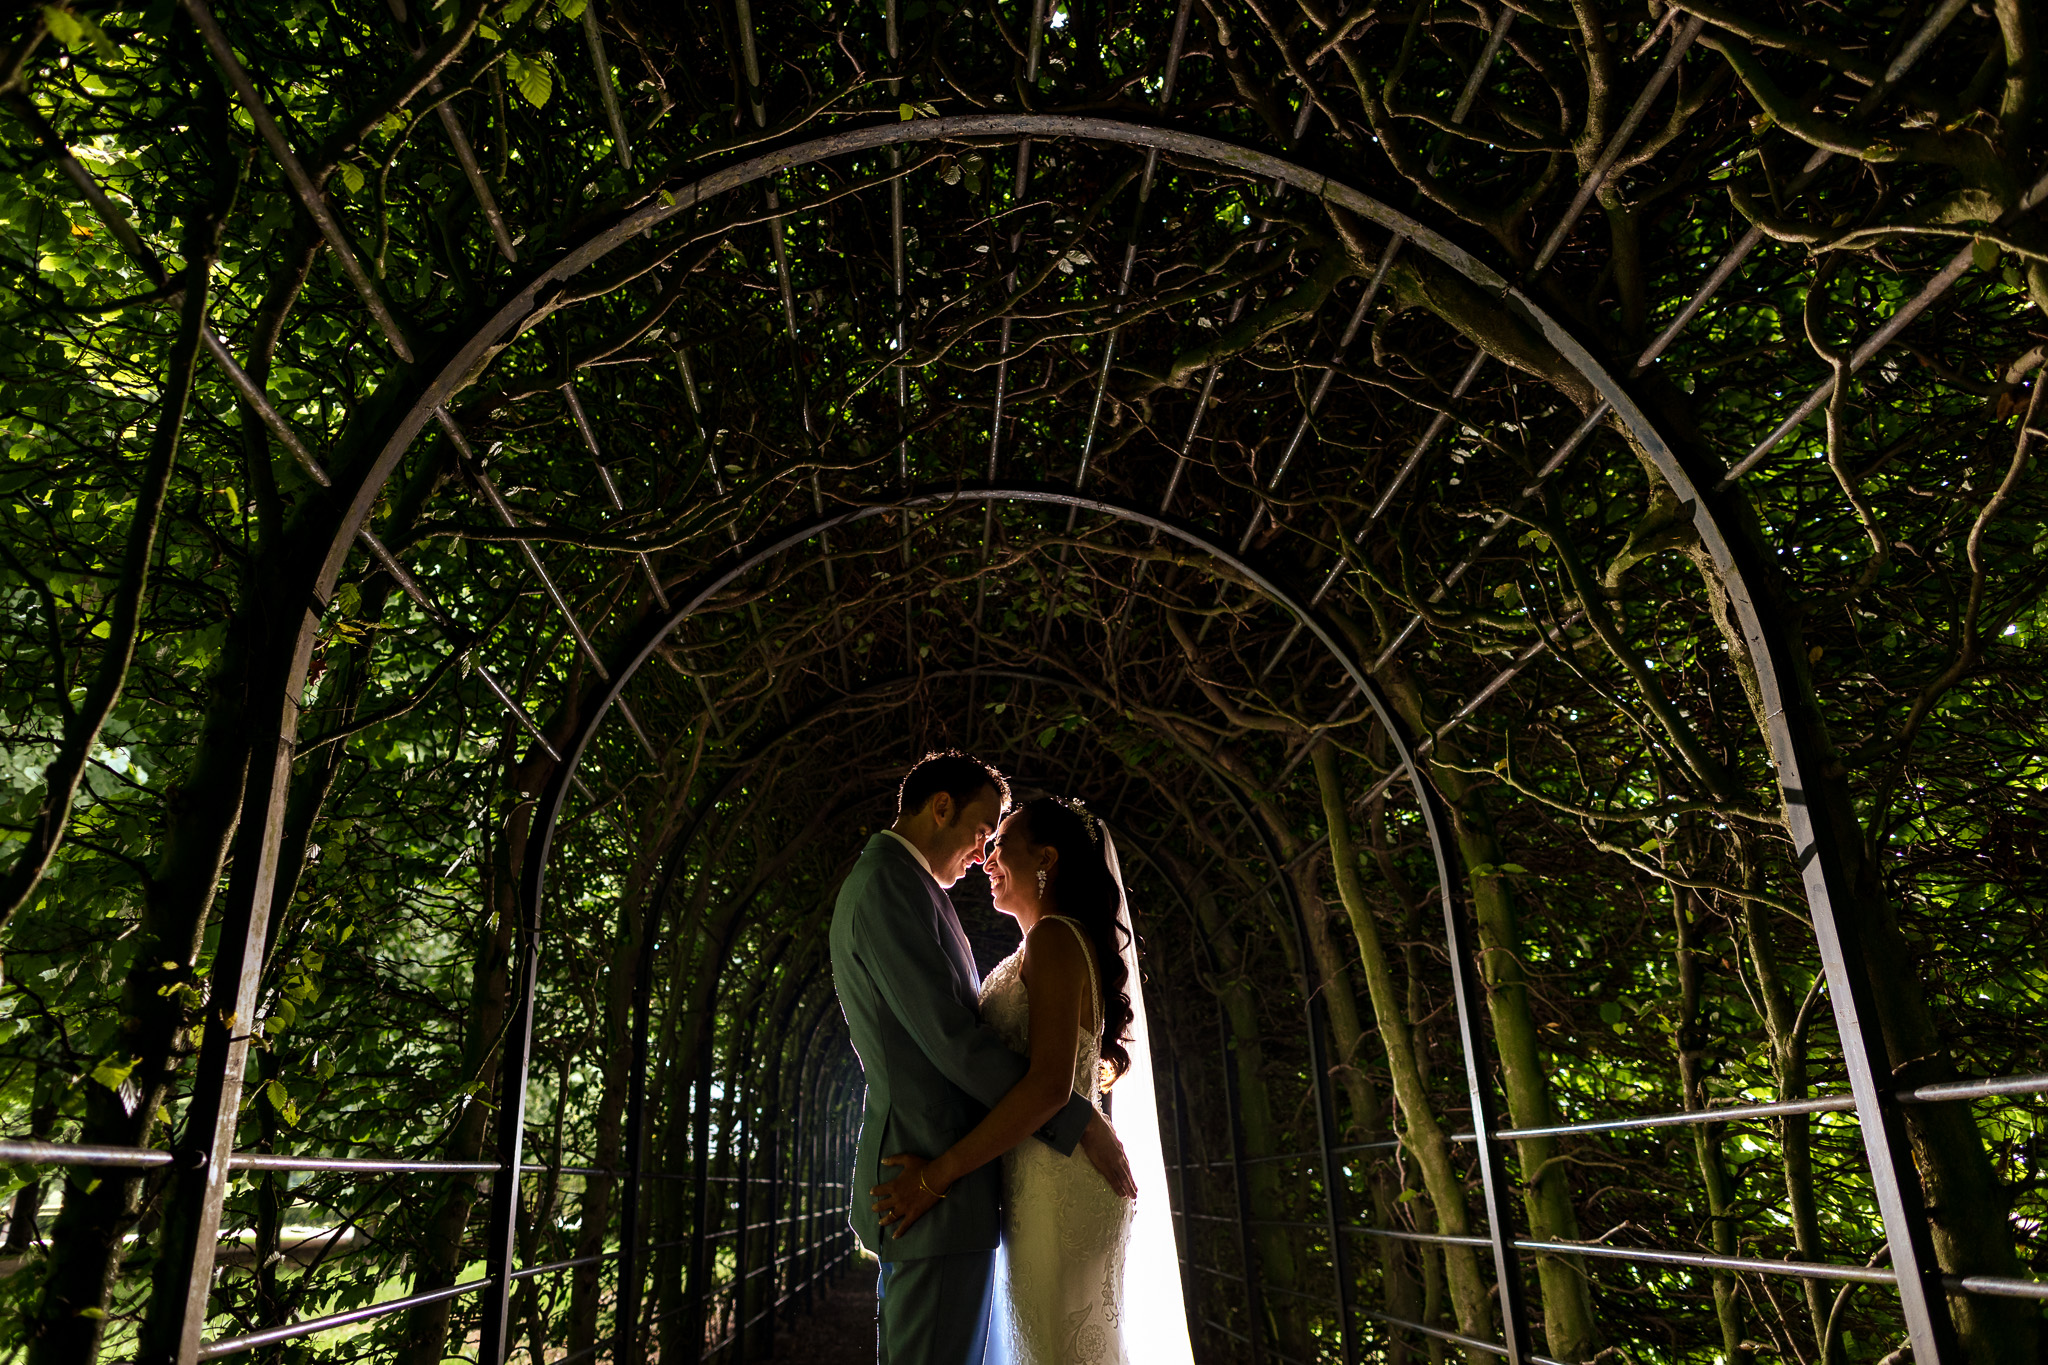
[898,750,1010,820]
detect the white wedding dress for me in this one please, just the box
[980,916,1133,1365]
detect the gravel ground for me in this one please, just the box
[770,1258,878,1362]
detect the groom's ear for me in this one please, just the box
[927,790,954,826]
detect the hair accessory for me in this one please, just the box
[1055,795,1103,846]
[1036,868,1048,896]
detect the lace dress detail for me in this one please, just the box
[979,917,1134,1365]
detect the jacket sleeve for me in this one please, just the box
[852,859,1095,1156]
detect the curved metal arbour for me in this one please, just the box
[3,5,2045,1365]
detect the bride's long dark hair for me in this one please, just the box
[1014,797,1135,1080]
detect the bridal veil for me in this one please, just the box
[988,822,1196,1364]
[1101,825,1197,1363]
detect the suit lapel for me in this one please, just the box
[871,832,983,997]
[931,887,981,994]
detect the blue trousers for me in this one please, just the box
[876,1250,997,1365]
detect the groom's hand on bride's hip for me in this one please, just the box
[1080,1114,1138,1200]
[871,1153,946,1237]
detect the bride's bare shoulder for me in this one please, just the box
[1020,917,1087,974]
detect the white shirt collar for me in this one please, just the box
[880,828,936,880]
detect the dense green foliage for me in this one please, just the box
[0,0,2044,1362]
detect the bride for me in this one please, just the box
[870,796,1193,1365]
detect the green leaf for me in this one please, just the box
[1972,237,2000,271]
[556,0,587,18]
[508,52,553,108]
[41,6,83,48]
[1037,725,1058,747]
[1467,862,1497,878]
[41,6,115,60]
[502,0,540,21]
[90,1055,139,1091]
[1498,863,1530,876]
[77,11,117,60]
[265,1079,299,1125]
[1598,1001,1624,1024]
[336,163,365,196]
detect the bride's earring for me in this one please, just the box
[1035,868,1048,898]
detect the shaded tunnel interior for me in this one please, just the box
[2,2,2047,1364]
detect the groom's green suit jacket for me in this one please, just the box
[830,831,1096,1260]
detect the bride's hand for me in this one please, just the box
[871,1153,948,1237]
[1079,1113,1137,1199]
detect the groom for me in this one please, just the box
[830,750,1134,1364]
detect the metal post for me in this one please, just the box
[1304,991,1357,1365]
[614,908,661,1364]
[1169,1049,1198,1322]
[754,1081,780,1354]
[1709,538,1965,1361]
[142,603,324,1365]
[1432,826,1533,1364]
[732,1026,753,1362]
[1218,1005,1267,1365]
[787,1018,825,1317]
[792,1049,813,1313]
[685,1020,716,1359]
[479,859,545,1365]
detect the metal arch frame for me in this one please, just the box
[134,111,1952,1365]
[512,485,1508,1360]
[572,649,1414,1358]
[611,661,1377,1352]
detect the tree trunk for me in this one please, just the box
[1315,742,1494,1360]
[1733,830,1830,1351]
[397,785,530,1365]
[1673,881,1749,1365]
[1376,677,1600,1363]
[23,188,240,1365]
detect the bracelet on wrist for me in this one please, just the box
[918,1171,947,1200]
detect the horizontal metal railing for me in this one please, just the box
[1358,1305,1571,1365]
[0,1139,698,1178]
[1165,1065,2048,1347]
[1477,1092,1859,1142]
[510,1251,613,1282]
[197,1276,492,1360]
[1167,1069,2048,1172]
[188,1209,856,1363]
[194,1248,644,1359]
[1183,1204,2048,1300]
[0,1127,860,1362]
